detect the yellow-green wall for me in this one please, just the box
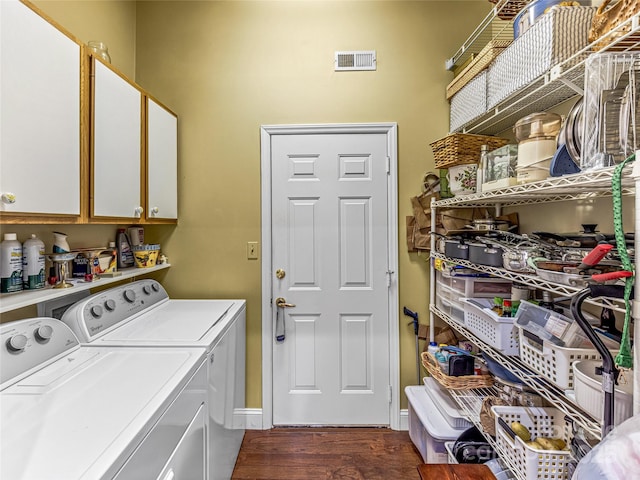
[10,0,491,411]
[133,0,490,410]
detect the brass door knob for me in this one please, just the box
[275,269,286,279]
[275,297,296,308]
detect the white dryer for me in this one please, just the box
[0,317,208,480]
[59,279,246,480]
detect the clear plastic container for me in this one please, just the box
[482,144,518,191]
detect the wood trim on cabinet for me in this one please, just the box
[79,44,90,223]
[141,95,148,222]
[20,0,83,46]
[89,54,97,221]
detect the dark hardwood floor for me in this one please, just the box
[231,427,423,480]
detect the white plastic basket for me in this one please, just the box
[463,298,519,355]
[445,441,458,464]
[517,326,615,390]
[492,406,572,480]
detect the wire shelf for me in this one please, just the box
[432,165,634,208]
[449,14,640,135]
[432,304,604,441]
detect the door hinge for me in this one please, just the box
[386,270,394,288]
[388,385,392,403]
[386,156,390,174]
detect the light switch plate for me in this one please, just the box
[247,241,259,260]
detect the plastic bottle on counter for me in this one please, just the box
[22,234,45,290]
[1,233,23,293]
[116,229,135,269]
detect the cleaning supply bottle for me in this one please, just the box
[1,233,23,293]
[22,234,45,290]
[116,229,135,268]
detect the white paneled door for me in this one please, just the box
[269,128,395,426]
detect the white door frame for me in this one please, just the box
[260,123,400,430]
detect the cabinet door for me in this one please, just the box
[0,0,80,216]
[92,60,142,219]
[147,99,178,220]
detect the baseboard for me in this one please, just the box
[236,408,410,431]
[236,408,265,429]
[399,408,408,431]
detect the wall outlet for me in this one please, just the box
[247,241,259,260]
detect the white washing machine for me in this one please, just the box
[58,279,246,480]
[0,317,208,480]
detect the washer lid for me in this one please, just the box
[89,300,238,347]
[1,346,206,480]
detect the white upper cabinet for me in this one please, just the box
[92,60,143,219]
[0,0,81,216]
[147,99,178,220]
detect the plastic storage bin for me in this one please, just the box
[436,282,465,324]
[514,300,591,348]
[437,270,512,298]
[423,376,472,430]
[492,406,572,480]
[406,386,467,463]
[482,144,518,192]
[463,298,520,355]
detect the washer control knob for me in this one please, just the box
[142,285,151,295]
[123,289,136,303]
[90,305,103,318]
[151,283,160,292]
[34,325,54,342]
[7,334,28,352]
[104,299,116,312]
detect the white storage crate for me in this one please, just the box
[487,6,594,109]
[492,406,572,480]
[517,326,617,390]
[450,70,487,132]
[406,386,465,464]
[463,298,519,355]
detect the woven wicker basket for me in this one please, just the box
[421,351,494,390]
[480,396,508,436]
[489,0,529,20]
[589,0,640,51]
[430,133,508,169]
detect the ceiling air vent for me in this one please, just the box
[335,51,377,71]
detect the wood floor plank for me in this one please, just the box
[232,427,423,479]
